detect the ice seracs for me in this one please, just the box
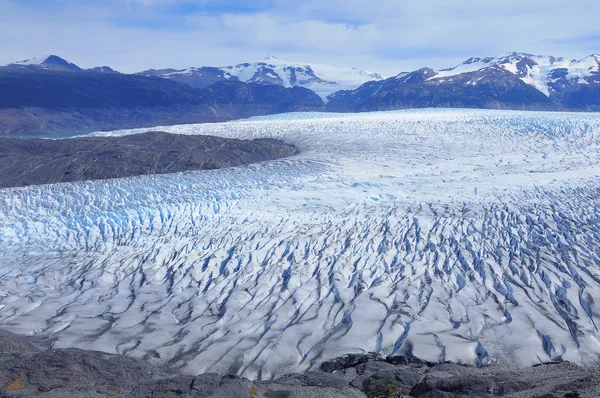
[1,109,600,380]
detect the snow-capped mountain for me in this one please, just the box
[328,53,600,112]
[138,55,384,100]
[4,55,83,72]
[224,55,384,99]
[2,55,122,74]
[433,52,600,97]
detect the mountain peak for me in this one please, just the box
[582,54,600,61]
[264,54,280,61]
[86,66,119,74]
[7,55,82,72]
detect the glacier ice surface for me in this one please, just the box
[2,108,600,379]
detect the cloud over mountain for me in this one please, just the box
[0,0,598,75]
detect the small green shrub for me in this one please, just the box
[564,392,582,398]
[366,378,408,398]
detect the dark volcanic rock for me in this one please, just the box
[0,330,42,354]
[319,353,383,373]
[1,348,169,396]
[0,131,299,188]
[356,361,422,389]
[1,331,599,397]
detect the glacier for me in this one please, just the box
[1,109,600,380]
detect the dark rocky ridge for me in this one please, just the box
[0,330,598,397]
[327,68,561,112]
[138,66,236,89]
[0,69,324,137]
[0,131,299,188]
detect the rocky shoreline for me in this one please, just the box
[0,330,598,398]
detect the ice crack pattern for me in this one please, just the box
[1,109,600,380]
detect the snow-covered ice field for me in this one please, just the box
[2,109,600,379]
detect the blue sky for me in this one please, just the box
[0,0,598,75]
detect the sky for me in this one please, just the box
[0,0,598,76]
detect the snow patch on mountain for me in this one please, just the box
[12,55,52,66]
[221,55,384,100]
[134,56,382,99]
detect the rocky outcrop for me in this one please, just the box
[1,330,598,397]
[0,131,299,188]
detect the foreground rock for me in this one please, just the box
[0,131,298,188]
[0,331,598,397]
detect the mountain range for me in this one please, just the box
[4,54,118,73]
[1,52,599,136]
[328,52,600,112]
[138,55,384,100]
[0,55,325,136]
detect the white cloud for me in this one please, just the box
[0,0,597,76]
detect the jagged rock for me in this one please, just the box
[276,372,350,389]
[410,362,600,398]
[362,377,411,398]
[1,330,600,397]
[356,362,423,389]
[0,330,41,354]
[410,373,531,397]
[385,356,434,368]
[255,383,365,398]
[319,353,383,373]
[0,347,169,397]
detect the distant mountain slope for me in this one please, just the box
[0,68,324,136]
[138,55,384,100]
[0,68,206,109]
[2,54,120,73]
[328,53,600,112]
[86,66,119,74]
[139,66,230,89]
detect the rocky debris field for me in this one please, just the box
[0,330,598,398]
[0,131,298,188]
